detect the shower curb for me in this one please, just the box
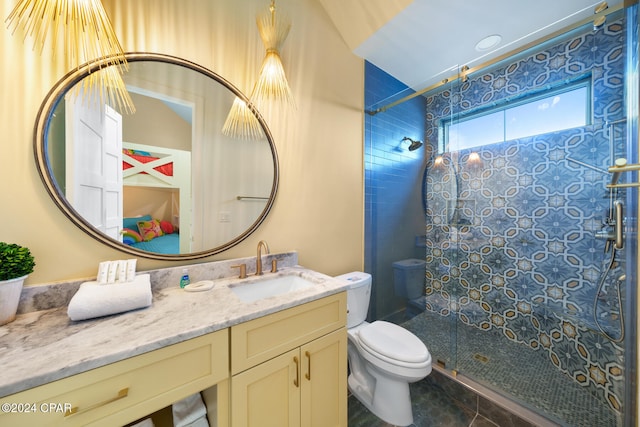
[431,365,560,427]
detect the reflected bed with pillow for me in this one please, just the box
[121,215,179,254]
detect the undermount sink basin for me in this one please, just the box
[230,275,315,303]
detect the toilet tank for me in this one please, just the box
[335,272,371,328]
[393,259,426,300]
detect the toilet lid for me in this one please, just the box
[358,321,429,364]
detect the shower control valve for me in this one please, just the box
[595,224,615,253]
[595,201,624,252]
[595,225,615,240]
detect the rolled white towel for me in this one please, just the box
[67,274,152,321]
[129,418,155,427]
[173,392,209,427]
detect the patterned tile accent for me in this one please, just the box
[423,17,627,416]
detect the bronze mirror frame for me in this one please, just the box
[34,52,279,261]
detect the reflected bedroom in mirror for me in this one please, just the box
[39,53,279,260]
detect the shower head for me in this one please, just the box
[402,137,423,151]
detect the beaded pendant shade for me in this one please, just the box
[6,0,135,113]
[252,0,294,108]
[222,0,293,139]
[222,97,264,140]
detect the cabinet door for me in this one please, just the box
[300,328,347,427]
[231,348,301,427]
[231,293,346,375]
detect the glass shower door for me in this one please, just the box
[434,8,638,427]
[423,73,462,372]
[365,4,637,426]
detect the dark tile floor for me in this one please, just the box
[348,375,491,427]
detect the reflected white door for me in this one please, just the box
[65,91,123,240]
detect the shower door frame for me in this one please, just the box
[623,4,639,425]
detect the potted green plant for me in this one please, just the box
[0,242,35,325]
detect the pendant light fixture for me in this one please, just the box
[252,0,294,109]
[221,97,264,140]
[222,0,293,139]
[6,0,135,113]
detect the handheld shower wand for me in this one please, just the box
[592,155,626,342]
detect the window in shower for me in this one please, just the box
[441,77,591,152]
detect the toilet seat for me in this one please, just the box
[358,321,429,365]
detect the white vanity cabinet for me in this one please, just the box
[230,292,347,427]
[0,329,229,427]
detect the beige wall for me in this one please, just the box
[124,92,192,152]
[0,0,364,285]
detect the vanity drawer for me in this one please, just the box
[231,292,346,374]
[0,329,228,427]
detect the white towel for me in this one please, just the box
[67,274,152,321]
[129,418,155,427]
[172,392,209,427]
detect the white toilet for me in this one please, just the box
[393,258,426,300]
[393,258,427,317]
[336,272,432,427]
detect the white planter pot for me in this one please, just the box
[0,275,26,326]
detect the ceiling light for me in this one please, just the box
[475,34,502,52]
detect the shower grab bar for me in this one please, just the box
[607,182,640,188]
[614,200,624,250]
[608,162,640,174]
[607,160,640,188]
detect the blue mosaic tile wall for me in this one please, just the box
[365,61,427,320]
[424,19,627,412]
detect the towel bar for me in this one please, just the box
[236,196,269,201]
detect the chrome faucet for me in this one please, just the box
[255,240,270,275]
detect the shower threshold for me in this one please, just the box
[431,364,558,427]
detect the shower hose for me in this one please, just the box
[593,245,625,343]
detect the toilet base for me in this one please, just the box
[348,371,414,427]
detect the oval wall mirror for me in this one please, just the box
[35,52,279,260]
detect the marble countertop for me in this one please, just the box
[0,266,349,398]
